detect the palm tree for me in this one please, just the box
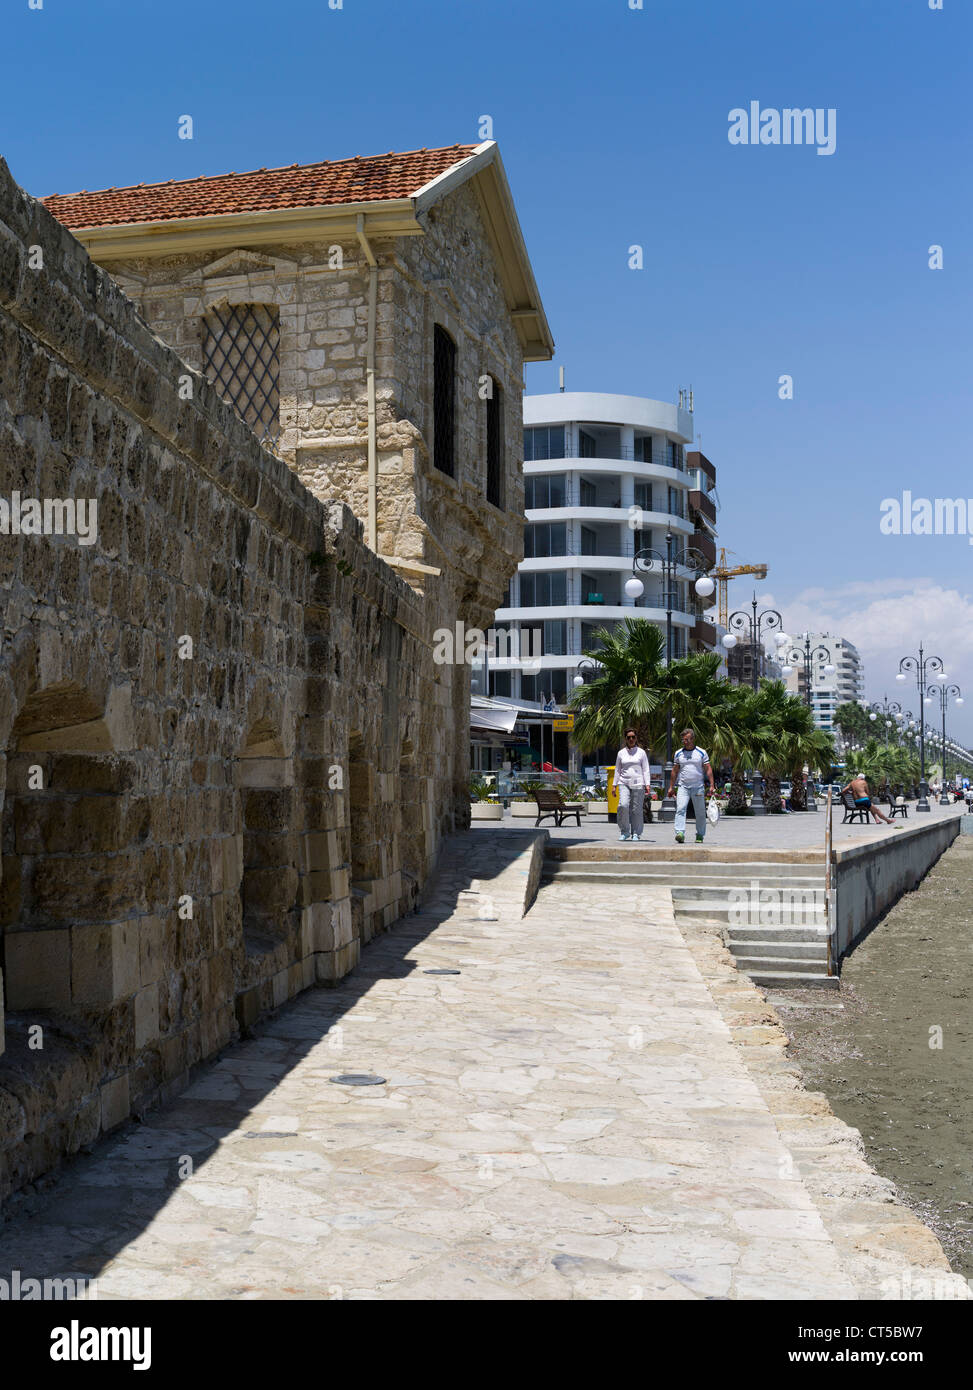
[788,727,835,810]
[720,684,770,815]
[569,619,668,757]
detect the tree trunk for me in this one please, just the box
[764,771,783,813]
[725,768,749,814]
[789,762,807,811]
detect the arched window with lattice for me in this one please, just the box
[203,302,280,446]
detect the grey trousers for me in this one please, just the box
[617,784,645,837]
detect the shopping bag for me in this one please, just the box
[706,798,720,826]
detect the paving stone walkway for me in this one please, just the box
[0,833,965,1300]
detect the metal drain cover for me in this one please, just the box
[423,968,461,975]
[329,1073,387,1087]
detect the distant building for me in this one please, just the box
[726,637,782,688]
[782,634,864,734]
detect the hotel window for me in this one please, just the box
[524,522,567,558]
[579,478,596,508]
[490,623,512,659]
[433,325,456,476]
[634,482,653,512]
[519,571,567,607]
[523,426,565,461]
[489,671,511,697]
[486,378,504,508]
[520,673,540,703]
[635,435,653,463]
[543,620,567,656]
[525,473,566,509]
[203,303,280,445]
[580,526,597,556]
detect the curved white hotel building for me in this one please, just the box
[488,392,719,720]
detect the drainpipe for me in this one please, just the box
[356,214,378,551]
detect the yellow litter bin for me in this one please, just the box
[605,766,619,814]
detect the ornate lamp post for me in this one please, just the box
[925,683,963,804]
[721,594,783,815]
[869,695,903,745]
[781,634,835,709]
[572,658,601,689]
[896,645,944,811]
[626,532,714,820]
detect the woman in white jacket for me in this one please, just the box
[614,727,651,842]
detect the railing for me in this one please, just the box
[526,483,690,518]
[527,442,686,471]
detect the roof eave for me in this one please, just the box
[65,197,423,259]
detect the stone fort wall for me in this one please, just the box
[0,160,487,1198]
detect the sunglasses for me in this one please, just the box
[625,734,637,740]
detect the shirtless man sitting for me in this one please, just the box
[841,773,897,826]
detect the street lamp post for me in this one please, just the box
[925,683,963,804]
[896,645,944,811]
[570,659,602,777]
[781,634,835,709]
[626,532,714,821]
[869,696,903,745]
[721,594,783,815]
[572,658,600,689]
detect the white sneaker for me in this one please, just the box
[633,835,641,841]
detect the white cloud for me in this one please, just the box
[764,580,973,742]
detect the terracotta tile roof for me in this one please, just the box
[43,144,480,230]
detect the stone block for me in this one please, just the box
[235,985,261,1034]
[100,1074,130,1132]
[222,834,244,892]
[139,915,165,985]
[301,830,333,872]
[4,929,71,1010]
[314,936,360,984]
[72,920,140,1006]
[134,984,160,1049]
[208,836,224,892]
[235,756,294,789]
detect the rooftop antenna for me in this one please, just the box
[559,366,565,393]
[689,386,694,412]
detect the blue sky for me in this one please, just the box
[4,0,972,734]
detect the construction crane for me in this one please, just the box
[711,548,769,627]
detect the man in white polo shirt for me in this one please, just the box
[667,727,715,844]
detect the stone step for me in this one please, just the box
[543,859,824,881]
[673,900,827,926]
[729,939,829,961]
[542,871,825,893]
[724,924,832,943]
[737,964,840,991]
[670,883,824,902]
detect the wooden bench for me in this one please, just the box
[533,788,583,827]
[840,791,871,824]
